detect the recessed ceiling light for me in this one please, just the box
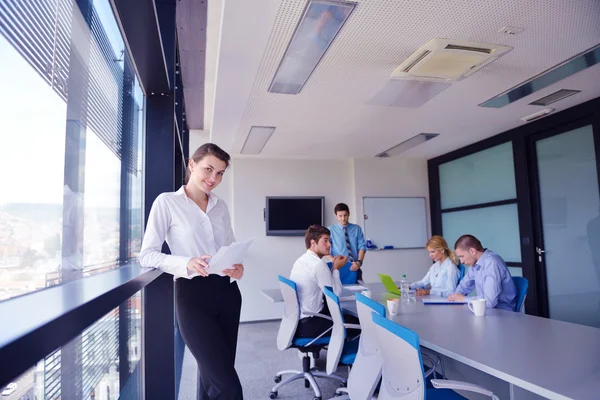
[241,126,275,154]
[480,43,600,108]
[376,133,440,157]
[268,0,356,95]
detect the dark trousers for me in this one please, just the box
[176,275,243,400]
[294,301,360,339]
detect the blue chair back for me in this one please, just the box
[327,260,357,284]
[348,294,386,400]
[323,286,351,374]
[371,313,426,399]
[458,264,466,282]
[277,275,300,350]
[512,276,529,312]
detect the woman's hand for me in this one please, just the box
[224,263,244,279]
[187,255,211,277]
[416,289,430,296]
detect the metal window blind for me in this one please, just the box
[0,0,139,173]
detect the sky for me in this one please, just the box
[0,0,143,208]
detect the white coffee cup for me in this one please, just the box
[387,298,400,316]
[361,290,372,299]
[468,298,487,316]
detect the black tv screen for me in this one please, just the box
[266,197,324,236]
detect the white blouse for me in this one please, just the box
[139,186,235,279]
[410,257,460,297]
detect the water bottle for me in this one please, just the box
[400,274,410,303]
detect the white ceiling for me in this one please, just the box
[206,0,600,160]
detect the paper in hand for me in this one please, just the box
[208,238,254,276]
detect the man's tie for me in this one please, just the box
[343,226,354,262]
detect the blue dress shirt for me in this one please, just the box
[454,249,517,311]
[328,223,367,261]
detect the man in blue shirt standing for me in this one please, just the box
[448,234,517,311]
[328,203,367,283]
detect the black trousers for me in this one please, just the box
[176,275,243,400]
[294,301,360,339]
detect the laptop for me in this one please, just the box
[377,273,401,295]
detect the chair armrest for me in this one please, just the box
[421,353,439,375]
[304,312,333,321]
[343,323,361,330]
[430,380,498,400]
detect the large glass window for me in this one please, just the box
[4,292,143,400]
[439,141,516,209]
[0,0,145,300]
[438,142,521,267]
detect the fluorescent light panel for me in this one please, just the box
[367,79,451,108]
[268,0,355,94]
[241,126,275,154]
[480,43,600,108]
[376,133,440,157]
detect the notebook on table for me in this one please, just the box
[422,297,467,305]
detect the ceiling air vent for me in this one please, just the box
[392,39,512,82]
[529,89,580,106]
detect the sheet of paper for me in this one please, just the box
[207,238,254,276]
[343,284,368,291]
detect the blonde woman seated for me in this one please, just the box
[410,236,460,297]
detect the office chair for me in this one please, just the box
[329,293,385,400]
[322,286,360,380]
[371,313,499,400]
[512,276,529,313]
[270,276,345,400]
[458,264,466,282]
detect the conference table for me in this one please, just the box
[261,283,600,400]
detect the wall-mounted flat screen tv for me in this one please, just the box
[265,196,324,236]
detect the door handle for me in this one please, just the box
[536,247,545,262]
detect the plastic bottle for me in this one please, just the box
[400,274,409,302]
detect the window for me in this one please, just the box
[438,142,522,271]
[10,292,143,400]
[0,0,145,299]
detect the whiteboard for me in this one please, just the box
[363,197,428,249]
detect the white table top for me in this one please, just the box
[260,282,391,303]
[342,292,600,400]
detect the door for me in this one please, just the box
[529,121,600,328]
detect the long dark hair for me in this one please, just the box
[185,143,231,184]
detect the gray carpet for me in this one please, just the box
[178,320,349,400]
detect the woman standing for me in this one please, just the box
[410,235,460,298]
[139,143,244,399]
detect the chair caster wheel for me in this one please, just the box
[313,397,322,400]
[305,379,310,388]
[273,375,281,383]
[269,391,278,399]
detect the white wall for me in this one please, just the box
[231,158,355,321]
[227,157,432,322]
[352,157,432,285]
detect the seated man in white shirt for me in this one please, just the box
[290,225,351,339]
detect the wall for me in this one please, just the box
[230,158,355,321]
[230,157,432,322]
[352,157,432,284]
